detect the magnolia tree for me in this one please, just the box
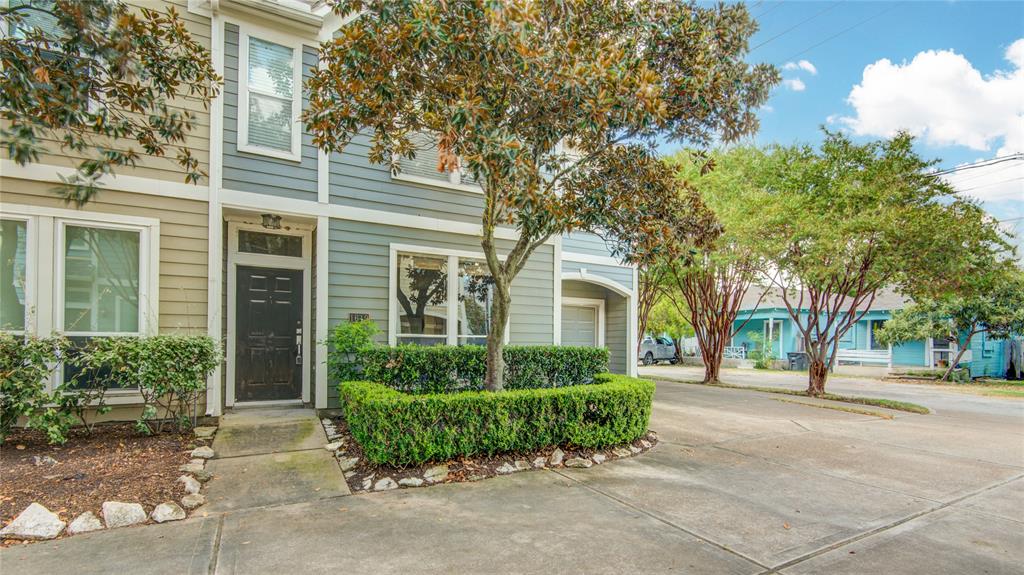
[744,131,1009,396]
[659,148,768,383]
[1,0,220,204]
[876,267,1024,381]
[306,0,777,390]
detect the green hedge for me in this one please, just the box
[341,373,654,466]
[357,345,609,394]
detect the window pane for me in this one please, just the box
[0,219,28,331]
[248,37,293,98]
[870,320,887,350]
[238,230,301,257]
[397,336,448,346]
[9,0,61,40]
[458,259,492,339]
[396,253,447,335]
[64,226,140,333]
[247,92,292,151]
[400,132,455,183]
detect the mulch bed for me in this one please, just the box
[327,417,658,492]
[0,424,197,546]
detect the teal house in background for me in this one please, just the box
[730,289,1015,379]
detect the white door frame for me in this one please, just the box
[226,219,313,407]
[561,296,605,348]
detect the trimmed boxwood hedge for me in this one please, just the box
[340,373,654,466]
[357,345,609,394]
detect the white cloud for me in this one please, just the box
[783,78,806,92]
[838,39,1024,156]
[783,59,818,75]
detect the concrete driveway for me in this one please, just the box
[4,374,1022,574]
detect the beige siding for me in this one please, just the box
[0,177,210,335]
[2,0,212,184]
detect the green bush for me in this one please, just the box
[356,345,609,393]
[326,319,380,382]
[0,333,73,444]
[341,373,654,466]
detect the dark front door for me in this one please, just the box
[236,265,303,401]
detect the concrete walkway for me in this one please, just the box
[3,382,1021,574]
[202,407,350,512]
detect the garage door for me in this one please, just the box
[562,305,598,347]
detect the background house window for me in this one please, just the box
[0,219,29,332]
[458,259,493,345]
[868,319,888,350]
[62,225,141,334]
[395,253,448,345]
[242,35,298,156]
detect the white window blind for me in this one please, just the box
[246,36,295,153]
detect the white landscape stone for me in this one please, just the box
[591,453,607,464]
[324,441,343,451]
[612,447,632,458]
[67,511,104,535]
[374,477,398,491]
[564,457,593,469]
[549,448,565,466]
[178,475,202,494]
[193,426,217,440]
[190,446,215,459]
[398,477,424,487]
[640,439,652,449]
[532,456,547,468]
[151,502,186,523]
[180,494,206,510]
[496,462,517,474]
[423,464,449,483]
[0,503,65,540]
[102,501,147,528]
[179,462,204,474]
[629,445,642,454]
[514,460,531,471]
[338,456,360,472]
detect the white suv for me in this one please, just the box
[639,335,679,366]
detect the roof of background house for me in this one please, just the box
[739,286,909,312]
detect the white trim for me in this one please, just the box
[560,270,633,298]
[391,172,483,195]
[628,266,638,376]
[552,236,562,345]
[561,251,626,268]
[232,398,304,407]
[206,12,226,416]
[0,213,36,335]
[235,24,304,162]
[561,297,605,348]
[219,188,553,243]
[315,216,329,408]
[225,221,312,407]
[0,160,208,202]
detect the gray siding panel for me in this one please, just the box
[326,220,554,403]
[563,232,616,258]
[562,260,634,291]
[328,135,485,223]
[223,25,318,202]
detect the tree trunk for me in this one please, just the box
[700,339,724,384]
[940,333,974,382]
[483,281,512,392]
[807,359,828,396]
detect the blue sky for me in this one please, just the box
[665,1,1024,253]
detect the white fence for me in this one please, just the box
[836,348,891,367]
[724,346,746,360]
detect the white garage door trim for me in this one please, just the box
[562,297,605,348]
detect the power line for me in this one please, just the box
[954,178,1024,196]
[781,4,897,62]
[750,2,842,53]
[929,154,1024,178]
[944,161,1020,185]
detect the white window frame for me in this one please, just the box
[225,219,313,407]
[236,25,304,162]
[561,296,605,348]
[388,243,508,346]
[391,139,483,194]
[1,203,160,397]
[0,213,37,335]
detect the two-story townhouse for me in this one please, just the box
[0,0,638,419]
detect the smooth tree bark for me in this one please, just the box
[637,263,668,354]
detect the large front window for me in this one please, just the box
[0,219,29,332]
[62,225,141,334]
[241,33,300,159]
[869,319,887,350]
[458,259,493,345]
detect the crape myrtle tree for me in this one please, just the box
[1,0,220,204]
[747,131,1009,396]
[664,148,767,383]
[876,266,1024,382]
[305,0,777,390]
[636,260,669,354]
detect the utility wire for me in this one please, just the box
[750,1,842,53]
[782,4,897,62]
[928,154,1024,178]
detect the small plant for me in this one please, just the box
[327,319,380,382]
[747,330,774,370]
[0,333,74,444]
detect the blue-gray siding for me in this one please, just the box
[563,232,616,258]
[223,24,319,202]
[562,260,634,292]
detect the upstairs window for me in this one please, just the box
[239,32,301,161]
[394,133,481,191]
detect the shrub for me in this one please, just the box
[76,335,220,434]
[326,319,379,382]
[341,373,654,466]
[356,345,609,393]
[0,333,73,444]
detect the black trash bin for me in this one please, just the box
[787,352,808,371]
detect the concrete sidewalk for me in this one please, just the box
[3,383,1021,574]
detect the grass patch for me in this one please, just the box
[771,397,894,419]
[646,376,931,414]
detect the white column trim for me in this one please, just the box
[315,216,329,408]
[206,12,225,416]
[628,266,639,377]
[553,236,562,345]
